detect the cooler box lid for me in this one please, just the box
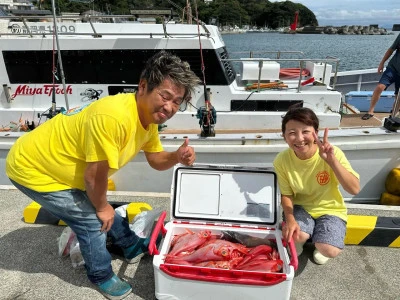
[170,164,279,227]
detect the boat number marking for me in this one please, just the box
[9,23,76,34]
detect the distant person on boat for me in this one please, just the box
[362,33,400,120]
[5,50,200,300]
[273,107,360,265]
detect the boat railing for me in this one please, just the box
[0,15,211,38]
[229,50,305,59]
[326,55,340,89]
[221,57,340,92]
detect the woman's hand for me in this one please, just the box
[282,218,300,242]
[313,128,335,164]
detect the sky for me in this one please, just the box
[271,0,400,28]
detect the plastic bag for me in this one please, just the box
[129,208,163,238]
[57,226,76,257]
[114,204,128,219]
[114,205,163,238]
[57,226,85,268]
[69,237,85,268]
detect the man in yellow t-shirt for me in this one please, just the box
[273,107,360,266]
[6,51,200,300]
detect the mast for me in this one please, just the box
[50,0,69,111]
[186,0,192,24]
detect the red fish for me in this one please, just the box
[236,259,283,272]
[202,239,249,256]
[168,229,212,256]
[269,248,280,260]
[235,244,273,267]
[170,228,193,247]
[194,257,243,269]
[166,240,248,264]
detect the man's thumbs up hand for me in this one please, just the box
[177,138,195,166]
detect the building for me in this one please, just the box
[393,24,400,31]
[0,0,34,11]
[130,9,174,23]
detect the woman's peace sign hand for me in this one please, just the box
[313,128,335,163]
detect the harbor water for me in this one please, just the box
[223,32,398,72]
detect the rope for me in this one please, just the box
[193,0,214,128]
[51,24,57,115]
[52,25,56,87]
[193,0,206,93]
[245,82,288,91]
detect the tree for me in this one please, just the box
[38,0,318,28]
[213,0,249,27]
[236,0,268,26]
[256,1,317,29]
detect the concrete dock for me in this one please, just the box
[1,187,399,300]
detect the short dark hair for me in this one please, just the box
[140,50,201,101]
[281,107,319,134]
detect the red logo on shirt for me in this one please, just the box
[316,171,330,185]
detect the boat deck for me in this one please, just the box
[339,112,388,127]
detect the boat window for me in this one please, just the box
[3,49,236,86]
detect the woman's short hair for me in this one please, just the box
[281,107,319,134]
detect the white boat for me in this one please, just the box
[1,15,400,203]
[334,68,395,95]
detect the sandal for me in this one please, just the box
[361,113,374,120]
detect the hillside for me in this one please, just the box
[38,0,318,29]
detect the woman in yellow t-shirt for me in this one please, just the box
[273,107,360,265]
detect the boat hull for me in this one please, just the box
[2,126,399,203]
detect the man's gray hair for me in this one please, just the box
[140,50,201,101]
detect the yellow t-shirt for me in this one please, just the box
[6,93,163,192]
[273,146,359,221]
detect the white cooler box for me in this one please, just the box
[149,164,298,300]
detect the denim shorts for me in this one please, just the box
[292,205,347,249]
[379,67,400,95]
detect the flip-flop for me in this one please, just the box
[361,113,374,120]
